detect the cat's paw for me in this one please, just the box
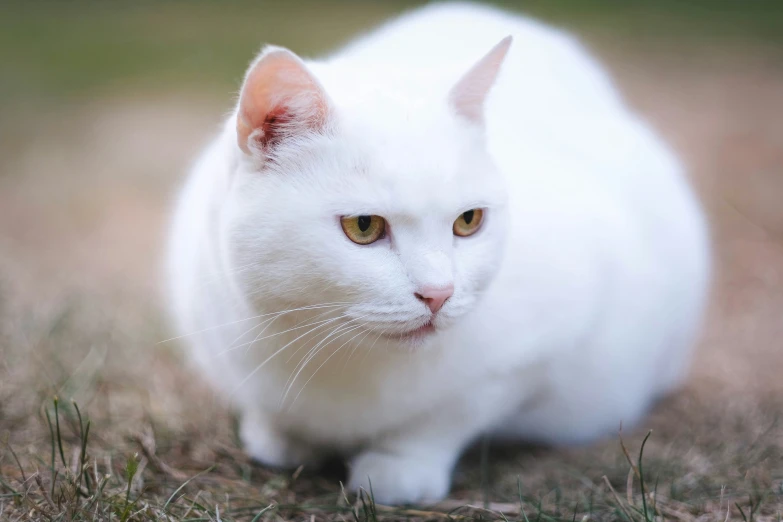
[239,413,315,469]
[347,451,451,505]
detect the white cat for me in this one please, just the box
[165,2,710,505]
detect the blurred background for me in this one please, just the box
[1,0,782,518]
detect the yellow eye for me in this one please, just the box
[453,208,484,237]
[341,215,386,245]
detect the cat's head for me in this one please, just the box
[224,38,511,348]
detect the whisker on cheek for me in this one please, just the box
[287,325,375,409]
[280,315,372,407]
[283,313,356,366]
[217,312,347,357]
[158,302,349,344]
[229,314,355,397]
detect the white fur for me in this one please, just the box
[165,2,710,505]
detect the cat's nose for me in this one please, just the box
[414,284,454,314]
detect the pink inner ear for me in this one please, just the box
[257,105,294,149]
[237,49,328,155]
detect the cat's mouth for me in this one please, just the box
[381,321,436,341]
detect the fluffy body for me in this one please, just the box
[165,2,710,504]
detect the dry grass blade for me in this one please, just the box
[619,426,641,482]
[131,430,188,482]
[33,474,55,512]
[603,475,635,522]
[163,465,216,513]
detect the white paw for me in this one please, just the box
[239,413,315,468]
[347,451,451,505]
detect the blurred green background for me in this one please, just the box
[2,0,782,108]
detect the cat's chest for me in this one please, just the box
[263,329,528,443]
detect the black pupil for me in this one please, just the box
[357,215,371,232]
[463,210,474,224]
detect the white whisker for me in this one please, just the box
[282,308,353,363]
[240,305,347,355]
[219,312,348,357]
[228,314,351,397]
[279,315,370,400]
[358,326,391,370]
[157,302,349,344]
[287,325,374,409]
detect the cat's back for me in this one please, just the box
[333,2,623,119]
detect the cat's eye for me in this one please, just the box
[453,208,484,237]
[341,215,386,245]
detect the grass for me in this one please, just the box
[1,293,781,521]
[4,396,777,521]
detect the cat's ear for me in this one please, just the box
[448,36,512,125]
[236,46,329,156]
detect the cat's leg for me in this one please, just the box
[347,435,462,505]
[346,407,488,505]
[239,409,318,468]
[346,376,527,504]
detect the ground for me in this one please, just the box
[1,2,782,520]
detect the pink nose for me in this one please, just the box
[415,284,454,314]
